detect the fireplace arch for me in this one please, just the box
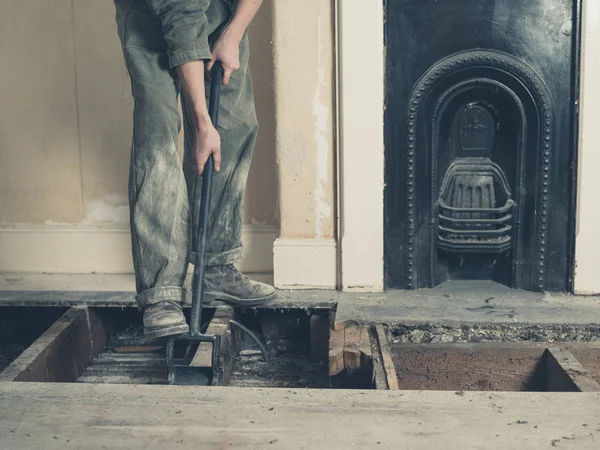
[389,50,562,292]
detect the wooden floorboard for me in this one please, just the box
[375,325,399,390]
[0,383,599,449]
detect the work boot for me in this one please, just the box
[204,264,277,306]
[142,301,189,339]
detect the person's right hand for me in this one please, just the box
[194,122,221,176]
[207,26,241,85]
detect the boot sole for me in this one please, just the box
[204,290,277,307]
[144,323,189,340]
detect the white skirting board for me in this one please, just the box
[273,238,337,289]
[0,224,278,275]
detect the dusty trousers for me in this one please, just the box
[113,0,259,309]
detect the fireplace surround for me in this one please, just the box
[384,0,582,292]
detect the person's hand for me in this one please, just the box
[207,28,241,84]
[194,121,221,176]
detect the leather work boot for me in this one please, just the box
[142,301,189,339]
[204,264,277,306]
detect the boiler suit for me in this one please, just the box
[113,0,259,309]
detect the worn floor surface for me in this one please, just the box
[0,382,599,449]
[2,275,600,448]
[1,274,599,326]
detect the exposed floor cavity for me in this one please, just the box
[227,308,330,388]
[78,312,167,385]
[3,303,600,394]
[389,342,600,392]
[75,307,332,387]
[391,343,547,392]
[228,349,327,388]
[78,351,167,385]
[0,307,66,372]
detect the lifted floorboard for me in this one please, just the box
[0,383,599,449]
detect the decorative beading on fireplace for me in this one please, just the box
[385,0,579,293]
[401,50,553,291]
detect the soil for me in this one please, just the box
[228,349,328,388]
[390,323,600,344]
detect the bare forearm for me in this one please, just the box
[226,0,264,41]
[176,60,210,130]
[176,60,221,174]
[207,0,264,84]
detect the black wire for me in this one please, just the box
[230,319,269,362]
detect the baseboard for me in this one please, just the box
[273,238,337,289]
[574,253,600,295]
[0,224,277,275]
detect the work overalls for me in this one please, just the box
[113,0,258,309]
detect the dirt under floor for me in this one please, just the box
[390,323,600,344]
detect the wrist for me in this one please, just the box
[223,20,246,43]
[193,109,212,131]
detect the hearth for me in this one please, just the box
[384,0,581,292]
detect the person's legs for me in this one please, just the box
[114,0,275,338]
[183,25,276,305]
[115,0,190,338]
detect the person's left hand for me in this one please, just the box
[207,28,241,85]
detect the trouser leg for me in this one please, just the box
[114,0,274,313]
[115,0,191,309]
[183,33,259,266]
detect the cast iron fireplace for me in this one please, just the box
[384,0,581,292]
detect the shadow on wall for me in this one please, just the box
[246,1,279,226]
